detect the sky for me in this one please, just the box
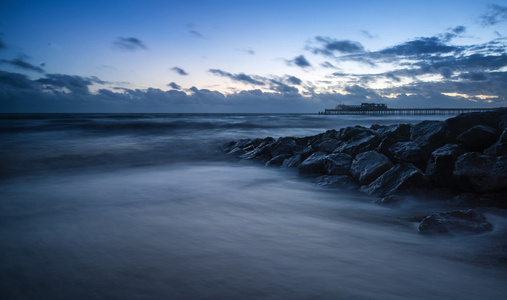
[0,0,506,113]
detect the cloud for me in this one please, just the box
[288,55,311,68]
[360,30,377,39]
[113,37,147,51]
[321,61,338,69]
[36,74,100,95]
[269,79,299,94]
[168,82,181,90]
[237,48,255,55]
[439,26,466,42]
[378,36,460,57]
[1,57,45,73]
[286,75,302,85]
[188,30,204,38]
[0,38,5,50]
[313,37,365,55]
[480,4,507,26]
[172,67,188,76]
[208,69,265,86]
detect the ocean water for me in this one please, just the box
[1,113,507,299]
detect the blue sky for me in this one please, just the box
[0,0,506,112]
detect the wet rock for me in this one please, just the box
[410,121,447,153]
[444,109,507,140]
[374,195,404,205]
[282,154,303,168]
[298,152,328,175]
[315,175,358,189]
[266,154,292,167]
[361,163,429,198]
[268,137,300,157]
[457,125,500,152]
[334,132,380,156]
[325,153,353,175]
[425,144,467,187]
[376,124,412,155]
[387,141,428,171]
[484,129,507,156]
[453,153,507,193]
[418,209,493,234]
[350,150,393,185]
[313,139,342,153]
[337,126,373,141]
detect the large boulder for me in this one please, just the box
[410,121,448,153]
[282,154,303,168]
[334,131,380,156]
[350,150,393,185]
[313,138,342,153]
[387,141,428,171]
[444,109,507,140]
[453,153,507,193]
[325,153,353,175]
[418,209,493,234]
[361,163,429,197]
[267,137,300,157]
[425,144,467,187]
[298,152,328,175]
[376,124,412,155]
[240,137,275,161]
[337,126,373,141]
[265,153,292,167]
[456,125,500,152]
[315,175,358,189]
[484,129,507,156]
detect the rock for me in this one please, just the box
[315,175,358,189]
[376,124,412,155]
[240,137,275,161]
[374,195,404,205]
[425,144,467,187]
[444,109,507,140]
[282,154,303,168]
[350,150,393,185]
[453,153,507,193]
[227,147,247,158]
[484,129,507,156]
[298,152,328,175]
[418,209,493,234]
[313,138,342,153]
[267,137,300,157]
[387,141,428,171]
[265,154,292,167]
[456,125,500,152]
[338,126,372,141]
[325,153,353,175]
[361,163,429,198]
[410,121,447,153]
[334,132,380,156]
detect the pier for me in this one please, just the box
[320,103,498,115]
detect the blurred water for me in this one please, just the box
[1,114,506,299]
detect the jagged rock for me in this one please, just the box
[227,147,247,158]
[325,153,353,175]
[350,150,393,185]
[387,141,428,171]
[456,125,500,152]
[315,175,358,189]
[444,109,507,140]
[337,126,373,141]
[266,154,292,167]
[376,124,412,155]
[282,154,303,168]
[418,209,493,234]
[298,152,328,175]
[300,146,316,160]
[453,153,507,193]
[267,137,299,157]
[370,124,387,131]
[374,195,404,205]
[410,121,447,153]
[334,132,380,156]
[313,139,342,153]
[426,144,467,187]
[484,129,507,156]
[361,163,429,197]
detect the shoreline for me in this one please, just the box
[222,108,507,234]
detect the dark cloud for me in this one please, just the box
[188,30,204,38]
[288,55,311,68]
[172,67,188,76]
[168,82,181,90]
[209,69,265,86]
[286,75,302,85]
[0,38,5,50]
[269,80,299,94]
[313,37,365,55]
[480,4,507,26]
[0,70,38,89]
[113,37,147,51]
[36,74,97,95]
[440,26,466,42]
[321,61,338,69]
[459,72,488,81]
[1,57,45,73]
[379,37,460,57]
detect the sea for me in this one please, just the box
[1,113,507,300]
